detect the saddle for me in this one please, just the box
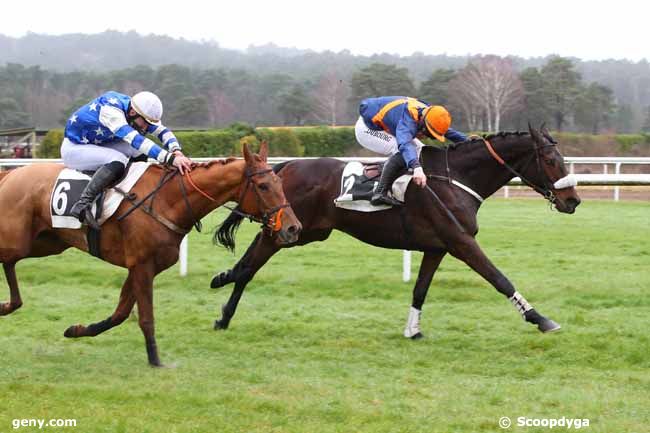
[334,161,412,212]
[362,163,383,180]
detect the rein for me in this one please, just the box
[424,133,576,222]
[117,168,192,235]
[116,162,289,235]
[482,138,558,205]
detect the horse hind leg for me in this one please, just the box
[0,262,23,316]
[404,250,447,339]
[0,230,72,316]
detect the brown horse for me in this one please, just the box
[211,126,581,337]
[0,142,301,366]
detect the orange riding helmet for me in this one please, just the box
[422,105,452,142]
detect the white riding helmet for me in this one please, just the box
[131,91,163,124]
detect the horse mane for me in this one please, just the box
[447,131,531,150]
[145,157,240,176]
[192,157,239,169]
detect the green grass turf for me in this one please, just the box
[0,199,648,432]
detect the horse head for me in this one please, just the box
[517,124,581,214]
[240,141,302,244]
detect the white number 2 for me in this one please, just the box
[343,175,355,195]
[53,181,71,215]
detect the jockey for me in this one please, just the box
[61,90,192,229]
[356,96,467,206]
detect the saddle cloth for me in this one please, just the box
[334,161,412,212]
[50,162,151,229]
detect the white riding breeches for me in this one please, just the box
[61,138,143,171]
[354,117,424,156]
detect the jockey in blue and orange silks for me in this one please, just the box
[61,91,193,229]
[356,96,467,206]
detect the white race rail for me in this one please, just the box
[2,157,649,280]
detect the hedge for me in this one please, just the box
[31,126,650,159]
[36,129,64,158]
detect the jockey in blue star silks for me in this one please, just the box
[61,90,193,229]
[356,96,467,206]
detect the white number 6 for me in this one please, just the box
[53,181,71,215]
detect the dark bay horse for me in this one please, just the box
[0,142,301,366]
[211,126,581,338]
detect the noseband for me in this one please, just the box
[223,168,290,233]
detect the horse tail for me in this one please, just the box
[214,209,245,252]
[272,160,290,174]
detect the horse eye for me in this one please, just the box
[258,183,269,191]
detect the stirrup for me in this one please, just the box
[73,205,100,230]
[370,192,402,206]
[83,211,101,230]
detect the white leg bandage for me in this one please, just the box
[509,291,533,316]
[403,306,422,338]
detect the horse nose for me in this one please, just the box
[287,224,299,234]
[566,197,581,212]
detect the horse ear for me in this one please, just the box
[258,140,269,162]
[242,142,253,166]
[528,122,543,144]
[540,122,551,136]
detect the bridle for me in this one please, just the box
[482,136,576,206]
[216,167,290,233]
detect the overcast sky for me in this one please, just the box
[2,0,647,61]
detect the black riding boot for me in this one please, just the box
[370,153,406,206]
[70,161,125,229]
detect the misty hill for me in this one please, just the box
[2,31,650,132]
[2,31,648,96]
[0,31,515,80]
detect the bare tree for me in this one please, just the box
[311,69,350,126]
[449,56,524,132]
[449,76,483,131]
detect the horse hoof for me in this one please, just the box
[210,275,223,289]
[64,324,83,338]
[0,301,21,316]
[538,319,561,333]
[213,319,229,330]
[409,332,424,340]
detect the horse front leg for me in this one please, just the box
[210,231,265,289]
[448,236,560,333]
[404,250,447,339]
[213,233,280,330]
[130,262,161,367]
[64,273,136,338]
[0,263,23,316]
